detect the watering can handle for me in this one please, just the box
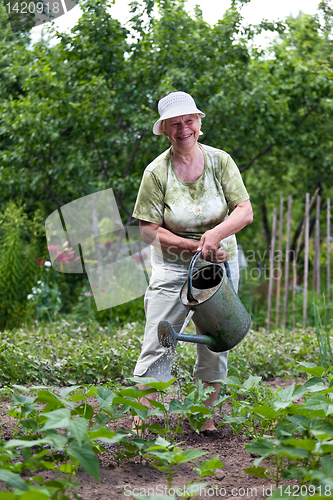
[187,251,232,303]
[187,251,202,302]
[224,260,232,282]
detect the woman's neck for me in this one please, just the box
[171,142,201,164]
[171,144,205,182]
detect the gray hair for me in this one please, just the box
[161,114,202,134]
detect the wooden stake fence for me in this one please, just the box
[265,191,331,330]
[267,207,277,330]
[292,188,319,329]
[275,196,284,327]
[283,195,292,329]
[313,195,321,296]
[303,193,310,327]
[328,199,331,302]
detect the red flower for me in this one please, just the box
[56,250,75,263]
[47,244,60,254]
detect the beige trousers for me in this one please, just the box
[133,250,239,383]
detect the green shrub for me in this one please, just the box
[0,202,44,330]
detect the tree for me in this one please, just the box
[0,0,332,251]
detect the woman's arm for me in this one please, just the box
[138,199,252,263]
[198,199,253,261]
[139,220,199,256]
[139,220,229,263]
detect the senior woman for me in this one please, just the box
[132,91,252,432]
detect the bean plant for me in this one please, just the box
[0,379,226,498]
[239,363,333,493]
[2,318,333,498]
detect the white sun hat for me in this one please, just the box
[153,91,205,135]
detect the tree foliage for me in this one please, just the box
[0,0,332,327]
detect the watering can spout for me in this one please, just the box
[158,317,218,349]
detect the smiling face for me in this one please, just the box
[163,114,201,152]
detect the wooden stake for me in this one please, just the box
[314,195,321,296]
[292,188,320,328]
[275,196,284,327]
[328,199,331,301]
[293,253,297,330]
[283,196,292,329]
[267,207,277,330]
[303,193,310,327]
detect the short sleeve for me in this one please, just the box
[221,154,249,209]
[132,170,165,224]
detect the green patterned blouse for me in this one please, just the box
[133,143,249,264]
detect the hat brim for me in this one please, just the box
[153,108,205,135]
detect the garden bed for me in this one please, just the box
[0,377,299,499]
[1,321,332,499]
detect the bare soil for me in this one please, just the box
[0,377,296,499]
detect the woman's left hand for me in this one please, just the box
[198,228,228,263]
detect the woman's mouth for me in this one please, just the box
[178,133,193,140]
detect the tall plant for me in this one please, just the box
[313,298,333,370]
[0,201,42,329]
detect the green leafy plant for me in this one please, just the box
[0,202,42,330]
[143,436,208,490]
[0,319,143,386]
[27,275,62,322]
[313,299,333,371]
[128,376,188,442]
[216,374,275,438]
[244,363,333,488]
[174,379,228,434]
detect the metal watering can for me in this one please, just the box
[158,251,251,353]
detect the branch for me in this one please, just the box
[46,186,63,208]
[100,160,109,181]
[240,144,274,173]
[115,132,144,205]
[123,133,144,179]
[260,202,271,251]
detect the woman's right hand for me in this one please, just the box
[199,247,228,263]
[197,228,228,263]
